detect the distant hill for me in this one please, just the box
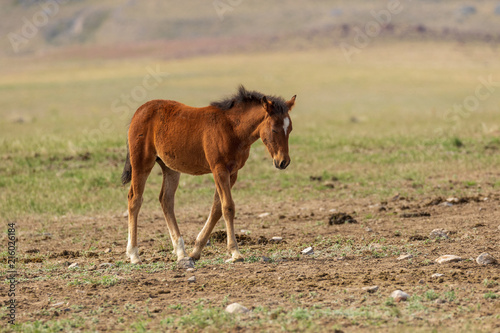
[2,0,500,59]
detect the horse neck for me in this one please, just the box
[229,104,266,144]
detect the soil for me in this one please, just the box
[2,194,500,332]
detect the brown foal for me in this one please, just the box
[121,86,296,265]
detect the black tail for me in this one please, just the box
[121,142,132,185]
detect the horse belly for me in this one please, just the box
[159,148,211,175]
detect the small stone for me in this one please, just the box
[476,252,497,265]
[187,276,196,283]
[397,254,413,261]
[258,212,270,218]
[362,286,379,293]
[261,256,271,263]
[186,268,195,272]
[323,181,335,188]
[329,209,337,213]
[178,258,195,269]
[68,263,79,269]
[270,237,283,243]
[51,302,65,307]
[301,247,314,255]
[431,273,444,278]
[418,279,425,284]
[390,290,410,302]
[103,248,112,253]
[240,229,250,234]
[365,227,373,232]
[99,263,113,268]
[435,255,462,264]
[435,299,446,304]
[88,265,97,271]
[430,229,449,239]
[225,303,249,314]
[123,210,129,217]
[446,197,459,203]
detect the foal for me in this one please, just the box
[121,86,296,265]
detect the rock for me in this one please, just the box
[431,273,444,278]
[225,303,249,314]
[122,210,129,217]
[68,263,79,269]
[476,253,497,265]
[51,302,65,307]
[362,286,379,293]
[390,290,410,302]
[418,279,425,284]
[258,212,270,218]
[446,197,459,203]
[442,202,453,207]
[430,229,449,239]
[98,263,113,268]
[186,268,195,272]
[435,299,446,304]
[187,276,196,283]
[261,256,271,263]
[397,254,413,261]
[435,255,461,264]
[178,258,195,269]
[329,209,337,213]
[323,181,335,188]
[103,248,112,253]
[301,247,314,255]
[240,229,250,234]
[365,227,373,232]
[88,265,97,271]
[270,237,283,243]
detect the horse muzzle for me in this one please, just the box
[273,157,290,170]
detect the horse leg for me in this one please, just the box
[212,168,243,262]
[126,156,155,264]
[190,172,237,260]
[157,160,190,264]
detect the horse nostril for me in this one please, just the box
[279,160,287,169]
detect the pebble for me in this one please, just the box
[240,229,250,234]
[362,286,379,293]
[435,299,446,304]
[187,276,196,283]
[51,302,65,307]
[323,181,335,188]
[431,273,444,278]
[397,254,413,261]
[390,290,410,302]
[435,255,461,264]
[329,209,337,213]
[122,210,129,217]
[68,263,79,269]
[98,263,114,268]
[446,197,459,203]
[476,252,497,265]
[103,248,112,253]
[442,202,453,207]
[225,303,249,314]
[258,212,270,218]
[186,268,195,272]
[418,279,425,284]
[430,229,449,239]
[365,227,373,232]
[301,247,314,255]
[270,237,283,243]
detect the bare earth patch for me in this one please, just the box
[2,194,500,332]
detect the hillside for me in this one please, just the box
[2,0,500,59]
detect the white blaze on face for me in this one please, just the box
[283,117,290,135]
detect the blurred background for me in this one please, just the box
[1,0,499,220]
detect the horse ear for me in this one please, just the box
[261,96,273,113]
[287,95,296,111]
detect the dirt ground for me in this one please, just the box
[3,192,500,332]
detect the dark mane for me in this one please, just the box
[211,85,288,114]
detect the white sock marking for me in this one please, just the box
[176,237,186,259]
[283,117,290,135]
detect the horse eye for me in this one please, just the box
[272,129,278,134]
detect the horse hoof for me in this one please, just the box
[130,258,142,265]
[225,257,244,263]
[178,257,195,269]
